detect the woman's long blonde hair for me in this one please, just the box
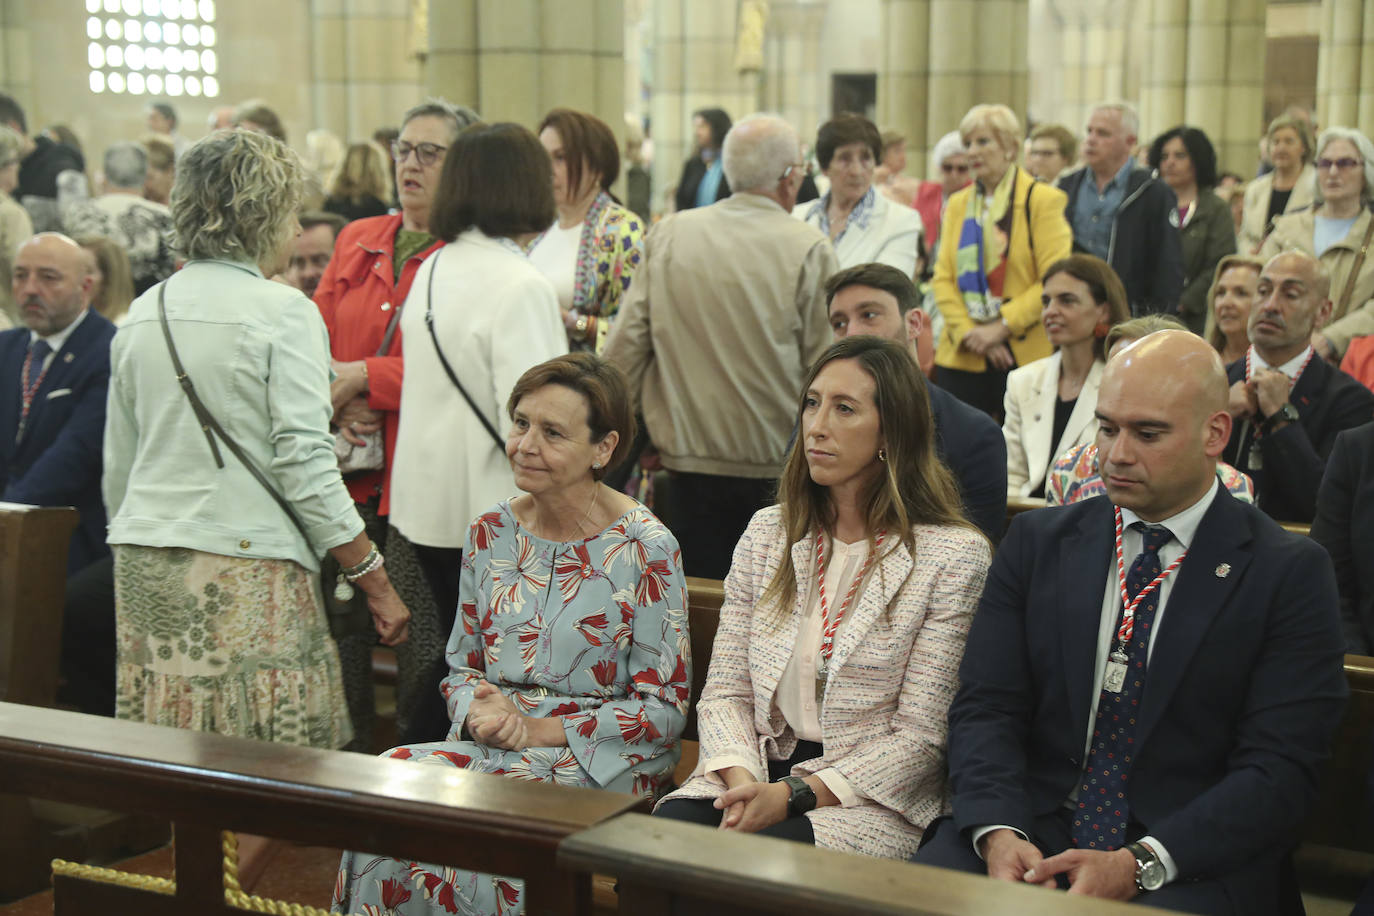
[759,337,974,623]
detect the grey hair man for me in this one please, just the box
[1057,101,1184,318]
[61,141,174,295]
[605,112,840,579]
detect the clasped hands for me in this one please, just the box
[1228,368,1291,423]
[959,322,1014,371]
[464,680,530,751]
[980,828,1138,900]
[711,766,791,834]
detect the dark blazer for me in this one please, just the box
[0,311,117,573]
[1058,165,1184,317]
[1222,355,1374,523]
[947,491,1347,912]
[929,382,1007,543]
[1312,421,1374,653]
[673,154,731,212]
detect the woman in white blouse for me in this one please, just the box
[389,123,566,618]
[794,113,923,278]
[1002,254,1130,498]
[655,335,989,859]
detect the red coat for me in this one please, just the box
[313,213,444,515]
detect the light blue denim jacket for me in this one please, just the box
[103,259,363,571]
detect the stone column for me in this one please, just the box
[0,0,32,107]
[761,2,825,142]
[1317,0,1374,136]
[878,0,1029,177]
[424,0,622,132]
[649,0,761,213]
[1136,0,1264,174]
[311,0,425,140]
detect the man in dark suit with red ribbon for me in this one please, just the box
[915,330,1347,913]
[0,232,115,574]
[1223,250,1374,524]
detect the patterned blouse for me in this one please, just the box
[1046,442,1256,506]
[567,191,645,353]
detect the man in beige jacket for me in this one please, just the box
[605,113,839,579]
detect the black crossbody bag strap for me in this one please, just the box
[156,281,314,547]
[423,251,505,450]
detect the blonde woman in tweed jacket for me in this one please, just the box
[656,336,991,858]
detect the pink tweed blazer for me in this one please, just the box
[659,505,990,858]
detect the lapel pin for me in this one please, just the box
[63,352,74,363]
[1215,563,1231,578]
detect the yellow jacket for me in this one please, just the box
[933,167,1073,373]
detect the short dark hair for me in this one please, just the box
[1029,122,1078,162]
[149,102,178,128]
[824,262,919,316]
[815,113,883,170]
[431,122,555,243]
[299,209,346,239]
[1042,254,1132,360]
[1147,125,1219,190]
[538,108,621,196]
[693,108,732,150]
[0,93,26,134]
[506,352,636,480]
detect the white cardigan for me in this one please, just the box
[793,189,923,276]
[389,229,567,548]
[1002,351,1104,498]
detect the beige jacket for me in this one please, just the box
[1002,352,1104,498]
[658,506,990,858]
[1239,164,1316,255]
[604,193,839,478]
[1259,206,1374,356]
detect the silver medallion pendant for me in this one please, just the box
[333,574,355,602]
[1103,649,1129,693]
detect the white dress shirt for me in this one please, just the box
[974,479,1223,886]
[27,307,90,373]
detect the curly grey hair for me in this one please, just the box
[171,129,305,264]
[1313,126,1374,206]
[402,98,480,143]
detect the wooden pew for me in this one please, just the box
[0,701,647,916]
[560,813,1176,915]
[0,502,79,707]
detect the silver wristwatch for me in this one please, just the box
[1127,841,1165,892]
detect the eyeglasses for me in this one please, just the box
[942,162,969,173]
[778,161,806,182]
[391,141,448,167]
[1317,157,1361,172]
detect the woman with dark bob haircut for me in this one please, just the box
[388,122,568,627]
[794,113,923,278]
[334,353,689,916]
[528,108,645,352]
[1147,125,1236,335]
[655,336,988,860]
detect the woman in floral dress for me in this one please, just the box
[333,353,689,916]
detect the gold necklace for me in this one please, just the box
[536,485,599,542]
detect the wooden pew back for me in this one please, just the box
[0,702,645,915]
[0,502,78,707]
[1303,654,1374,854]
[682,576,723,743]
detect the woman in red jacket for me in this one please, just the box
[312,98,478,748]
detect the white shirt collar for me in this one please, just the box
[1118,477,1220,551]
[1249,344,1314,381]
[28,307,90,356]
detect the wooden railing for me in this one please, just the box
[0,702,646,915]
[559,813,1177,915]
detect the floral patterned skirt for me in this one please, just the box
[112,544,352,749]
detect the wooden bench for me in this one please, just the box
[1006,495,1313,538]
[0,701,647,915]
[560,813,1177,915]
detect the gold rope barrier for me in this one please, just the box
[48,831,332,916]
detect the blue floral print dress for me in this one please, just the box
[332,500,689,916]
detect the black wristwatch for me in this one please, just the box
[1261,402,1299,432]
[1127,841,1166,892]
[779,776,816,817]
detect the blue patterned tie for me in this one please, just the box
[1072,522,1173,850]
[24,339,51,391]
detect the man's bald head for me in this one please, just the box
[1249,250,1333,363]
[13,232,94,336]
[1267,249,1331,301]
[1095,330,1233,521]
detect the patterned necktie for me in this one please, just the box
[24,339,51,392]
[1071,522,1174,850]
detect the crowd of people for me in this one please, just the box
[4,85,1374,915]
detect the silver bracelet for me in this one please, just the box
[342,545,383,581]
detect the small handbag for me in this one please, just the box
[333,303,403,475]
